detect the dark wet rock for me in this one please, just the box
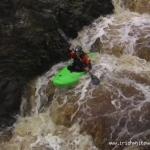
[52,0,114,38]
[0,79,22,129]
[91,38,103,53]
[0,0,114,128]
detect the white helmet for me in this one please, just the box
[74,46,83,54]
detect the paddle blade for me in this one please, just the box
[90,74,100,85]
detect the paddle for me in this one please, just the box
[88,71,100,85]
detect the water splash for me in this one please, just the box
[8,113,98,150]
[112,0,126,13]
[1,0,150,150]
[71,12,150,56]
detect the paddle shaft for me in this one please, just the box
[88,71,100,85]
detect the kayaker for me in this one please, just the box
[68,46,92,72]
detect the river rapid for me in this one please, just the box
[0,0,150,150]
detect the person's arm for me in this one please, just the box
[83,55,92,71]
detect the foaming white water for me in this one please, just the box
[112,0,125,13]
[2,1,150,150]
[33,62,67,114]
[12,113,98,150]
[108,76,150,149]
[71,16,114,51]
[75,54,150,102]
[71,12,150,55]
[30,123,98,150]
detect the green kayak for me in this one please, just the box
[52,67,86,88]
[52,52,98,88]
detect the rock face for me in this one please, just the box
[52,0,114,37]
[0,0,114,128]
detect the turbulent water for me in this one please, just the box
[0,0,150,150]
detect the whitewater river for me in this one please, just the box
[0,0,150,150]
